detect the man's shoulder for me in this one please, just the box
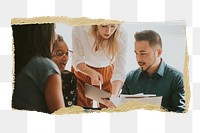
[126,68,141,78]
[165,64,183,78]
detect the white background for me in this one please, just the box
[0,0,200,133]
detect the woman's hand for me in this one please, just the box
[76,63,103,85]
[89,70,103,86]
[101,98,116,108]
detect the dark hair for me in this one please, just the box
[134,30,162,48]
[12,23,55,75]
[52,34,65,50]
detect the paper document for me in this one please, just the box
[85,85,162,107]
[120,93,156,98]
[110,93,162,107]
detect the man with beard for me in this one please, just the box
[121,30,185,112]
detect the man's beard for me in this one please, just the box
[141,59,157,73]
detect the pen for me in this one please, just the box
[100,81,102,90]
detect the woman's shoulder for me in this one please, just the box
[72,26,91,39]
[118,26,128,45]
[73,26,90,33]
[30,56,60,73]
[62,70,76,79]
[31,56,54,65]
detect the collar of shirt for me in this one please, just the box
[139,59,166,78]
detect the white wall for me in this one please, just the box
[56,21,186,73]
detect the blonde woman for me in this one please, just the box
[71,24,127,108]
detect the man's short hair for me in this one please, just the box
[134,30,162,48]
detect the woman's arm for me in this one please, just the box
[111,30,128,97]
[77,63,103,85]
[72,27,103,86]
[45,73,65,113]
[112,80,123,97]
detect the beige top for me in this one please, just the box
[71,26,128,82]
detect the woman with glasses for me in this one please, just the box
[71,24,128,108]
[12,24,65,114]
[51,34,77,107]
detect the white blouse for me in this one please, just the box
[71,26,128,82]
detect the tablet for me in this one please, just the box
[84,83,111,105]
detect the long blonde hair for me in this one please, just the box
[90,25,121,62]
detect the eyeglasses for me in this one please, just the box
[52,50,73,57]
